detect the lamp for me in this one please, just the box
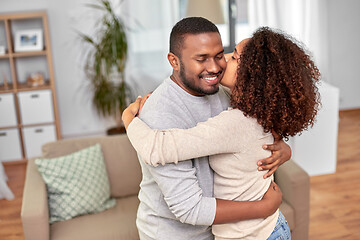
[186,0,225,24]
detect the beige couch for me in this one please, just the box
[21,134,310,240]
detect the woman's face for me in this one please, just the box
[222,38,250,90]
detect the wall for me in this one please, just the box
[328,0,360,109]
[1,0,359,139]
[0,0,160,138]
[0,0,48,12]
[45,0,115,138]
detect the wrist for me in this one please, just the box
[259,198,278,218]
[122,108,136,129]
[125,107,137,118]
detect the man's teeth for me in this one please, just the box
[203,76,217,80]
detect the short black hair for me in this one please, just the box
[169,17,220,57]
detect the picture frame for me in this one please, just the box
[14,29,43,52]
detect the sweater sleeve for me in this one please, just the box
[126,109,251,166]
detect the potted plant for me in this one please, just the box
[79,0,130,134]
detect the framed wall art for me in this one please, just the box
[14,29,43,52]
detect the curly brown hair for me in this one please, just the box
[231,27,321,139]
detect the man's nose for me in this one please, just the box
[207,58,223,73]
[224,53,232,62]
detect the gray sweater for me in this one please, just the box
[136,77,229,240]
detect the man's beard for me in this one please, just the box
[179,60,219,96]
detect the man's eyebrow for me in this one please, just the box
[194,54,209,57]
[194,50,224,58]
[217,50,225,55]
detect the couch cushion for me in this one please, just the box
[41,135,142,198]
[35,144,116,224]
[51,196,140,240]
[279,200,295,231]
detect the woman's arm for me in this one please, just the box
[122,97,292,175]
[125,110,249,166]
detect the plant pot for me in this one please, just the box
[106,126,126,135]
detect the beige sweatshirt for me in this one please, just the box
[127,108,279,240]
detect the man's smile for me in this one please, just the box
[200,73,223,85]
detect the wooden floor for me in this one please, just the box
[0,109,359,240]
[309,109,360,240]
[0,161,26,240]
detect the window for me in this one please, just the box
[179,0,250,52]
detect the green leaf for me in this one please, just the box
[78,0,129,122]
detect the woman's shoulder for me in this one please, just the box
[217,108,249,121]
[218,108,269,136]
[207,108,254,132]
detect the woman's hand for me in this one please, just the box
[122,93,152,130]
[138,92,152,115]
[257,131,292,178]
[122,96,142,129]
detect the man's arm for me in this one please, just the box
[214,181,282,224]
[146,159,216,225]
[146,157,282,226]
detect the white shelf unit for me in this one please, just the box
[0,11,61,163]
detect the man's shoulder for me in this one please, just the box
[139,79,190,129]
[143,80,186,112]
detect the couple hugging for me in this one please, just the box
[122,17,320,240]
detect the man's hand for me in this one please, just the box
[213,181,282,224]
[262,181,282,216]
[257,131,291,179]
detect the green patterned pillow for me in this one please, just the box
[35,144,116,224]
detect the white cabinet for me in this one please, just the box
[18,90,56,159]
[0,128,22,162]
[0,93,18,127]
[288,82,340,176]
[22,125,56,158]
[18,90,54,125]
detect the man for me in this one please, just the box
[136,17,291,240]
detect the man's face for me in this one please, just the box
[176,32,226,96]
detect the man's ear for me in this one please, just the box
[168,52,180,71]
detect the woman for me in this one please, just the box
[122,27,320,240]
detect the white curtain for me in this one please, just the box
[248,0,330,83]
[117,0,180,97]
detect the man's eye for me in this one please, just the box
[196,59,206,63]
[216,54,224,59]
[232,56,236,60]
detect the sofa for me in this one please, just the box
[21,134,310,240]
